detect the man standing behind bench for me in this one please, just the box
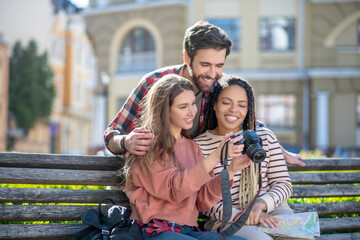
[104,20,304,167]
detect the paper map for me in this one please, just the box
[257,212,320,239]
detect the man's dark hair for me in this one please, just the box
[183,20,232,62]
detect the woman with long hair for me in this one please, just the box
[124,74,250,240]
[194,75,294,240]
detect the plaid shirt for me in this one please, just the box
[104,64,211,155]
[138,219,201,237]
[103,64,264,155]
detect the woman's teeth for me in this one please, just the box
[226,116,238,121]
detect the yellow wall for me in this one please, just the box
[0,43,9,152]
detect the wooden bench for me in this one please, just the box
[0,152,359,240]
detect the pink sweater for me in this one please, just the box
[125,137,228,226]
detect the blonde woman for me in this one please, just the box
[124,74,251,240]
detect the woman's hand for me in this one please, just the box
[228,155,252,174]
[212,133,242,160]
[207,133,248,174]
[214,133,244,159]
[244,201,279,228]
[213,134,252,179]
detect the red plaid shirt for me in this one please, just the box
[103,64,264,155]
[104,64,210,155]
[138,219,201,237]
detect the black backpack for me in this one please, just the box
[76,198,142,240]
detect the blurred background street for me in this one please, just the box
[0,0,359,157]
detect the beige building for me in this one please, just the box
[0,0,99,154]
[50,10,98,154]
[85,0,360,155]
[0,37,9,152]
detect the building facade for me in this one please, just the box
[85,0,360,155]
[0,0,99,154]
[0,37,9,152]
[50,10,98,154]
[85,0,188,127]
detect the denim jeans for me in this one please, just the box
[142,225,246,240]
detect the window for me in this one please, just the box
[52,38,64,61]
[358,20,360,46]
[118,28,156,73]
[257,94,296,128]
[260,17,295,52]
[207,19,240,52]
[75,43,81,65]
[96,0,108,7]
[357,93,360,128]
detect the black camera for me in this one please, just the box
[230,130,266,164]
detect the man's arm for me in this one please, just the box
[255,119,305,167]
[104,77,152,155]
[280,145,306,167]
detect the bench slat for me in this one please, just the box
[287,158,360,171]
[289,201,360,215]
[2,153,358,172]
[0,204,129,222]
[0,152,123,170]
[317,232,360,240]
[0,167,122,186]
[319,217,360,232]
[4,168,359,186]
[289,172,360,184]
[0,205,98,221]
[0,187,128,204]
[292,184,360,198]
[0,223,85,240]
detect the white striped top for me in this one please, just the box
[193,126,292,221]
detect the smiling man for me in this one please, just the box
[104,21,231,156]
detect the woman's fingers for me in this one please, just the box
[258,213,280,228]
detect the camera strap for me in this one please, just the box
[218,141,263,239]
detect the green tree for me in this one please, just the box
[9,40,54,130]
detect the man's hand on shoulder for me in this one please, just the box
[124,127,154,155]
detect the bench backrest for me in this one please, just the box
[0,152,126,239]
[0,152,359,240]
[287,158,360,239]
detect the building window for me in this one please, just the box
[257,94,296,129]
[96,0,108,7]
[358,20,360,46]
[357,93,360,128]
[207,19,240,52]
[118,28,156,73]
[52,38,64,61]
[260,17,295,52]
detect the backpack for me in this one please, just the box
[76,198,142,240]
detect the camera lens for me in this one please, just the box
[252,150,266,164]
[246,143,266,164]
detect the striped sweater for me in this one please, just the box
[193,127,292,221]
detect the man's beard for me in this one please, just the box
[187,64,219,93]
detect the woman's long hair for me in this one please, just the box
[201,75,259,210]
[123,74,194,182]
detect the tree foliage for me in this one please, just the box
[9,40,54,130]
